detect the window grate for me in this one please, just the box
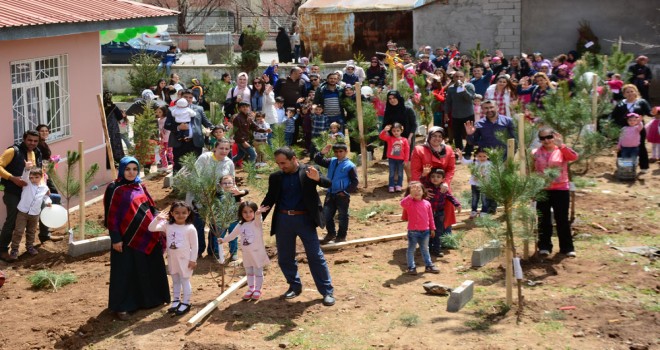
[11,55,70,144]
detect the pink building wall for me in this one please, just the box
[0,31,114,224]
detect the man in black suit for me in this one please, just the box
[261,147,335,306]
[164,89,213,171]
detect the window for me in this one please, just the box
[11,55,70,144]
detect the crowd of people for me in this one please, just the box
[0,38,656,320]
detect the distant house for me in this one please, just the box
[0,0,177,222]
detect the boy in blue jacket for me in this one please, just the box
[314,142,358,244]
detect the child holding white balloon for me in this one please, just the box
[9,165,51,261]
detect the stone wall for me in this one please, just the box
[413,0,521,56]
[102,63,348,94]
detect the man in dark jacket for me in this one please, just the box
[260,147,335,306]
[164,89,213,171]
[0,130,41,262]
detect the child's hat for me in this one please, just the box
[175,98,189,108]
[237,101,251,107]
[626,112,640,118]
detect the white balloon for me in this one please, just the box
[40,205,68,229]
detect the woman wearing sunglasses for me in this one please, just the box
[532,128,579,258]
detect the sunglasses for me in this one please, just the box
[539,135,554,141]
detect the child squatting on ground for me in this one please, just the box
[10,166,51,260]
[400,182,441,275]
[221,201,271,301]
[148,200,198,316]
[420,167,462,257]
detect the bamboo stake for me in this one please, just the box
[392,67,398,91]
[354,82,368,188]
[78,141,86,241]
[187,276,247,326]
[591,74,599,125]
[618,36,622,51]
[96,94,117,179]
[517,113,529,259]
[505,138,515,305]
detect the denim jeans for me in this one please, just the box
[429,211,445,254]
[274,213,333,295]
[471,185,492,213]
[232,142,257,163]
[323,193,350,239]
[619,146,639,160]
[407,230,432,269]
[285,132,295,146]
[388,159,404,187]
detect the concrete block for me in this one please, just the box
[483,3,498,10]
[68,236,111,257]
[163,173,173,188]
[499,28,514,36]
[471,240,501,267]
[498,2,515,9]
[500,15,514,22]
[447,280,475,312]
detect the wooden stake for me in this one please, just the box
[618,36,622,51]
[392,67,398,90]
[78,141,86,241]
[354,82,368,188]
[187,276,247,326]
[96,94,117,179]
[505,138,515,305]
[517,113,529,260]
[591,74,599,125]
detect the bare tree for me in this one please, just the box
[148,0,232,34]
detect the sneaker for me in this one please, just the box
[395,186,402,192]
[251,290,262,300]
[469,211,478,219]
[425,265,440,274]
[407,267,417,275]
[462,157,471,164]
[388,187,395,193]
[565,251,576,257]
[320,234,336,245]
[27,247,38,256]
[538,250,550,257]
[9,250,19,261]
[230,254,239,262]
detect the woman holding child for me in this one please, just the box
[609,84,652,173]
[104,157,169,320]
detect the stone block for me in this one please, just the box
[471,240,501,267]
[499,28,514,36]
[163,173,174,188]
[498,2,515,9]
[483,3,498,10]
[68,236,111,257]
[447,280,475,312]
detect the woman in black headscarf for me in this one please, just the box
[382,90,417,179]
[275,27,292,63]
[104,157,170,320]
[102,90,126,168]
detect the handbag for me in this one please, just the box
[223,87,237,117]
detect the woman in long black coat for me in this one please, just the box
[102,90,126,168]
[275,27,292,63]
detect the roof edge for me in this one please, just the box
[0,15,177,41]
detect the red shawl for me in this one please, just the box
[105,182,159,254]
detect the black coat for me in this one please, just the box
[261,163,331,236]
[276,30,292,63]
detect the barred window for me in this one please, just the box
[11,55,70,144]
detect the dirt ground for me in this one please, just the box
[0,146,658,350]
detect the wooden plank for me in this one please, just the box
[321,222,466,251]
[96,94,117,179]
[187,276,248,326]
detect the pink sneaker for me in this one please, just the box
[388,187,395,193]
[251,290,262,300]
[242,290,254,300]
[395,186,402,192]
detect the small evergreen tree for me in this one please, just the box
[127,53,165,95]
[131,105,159,172]
[47,151,99,231]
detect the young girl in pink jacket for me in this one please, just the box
[400,182,440,275]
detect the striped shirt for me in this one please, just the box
[323,94,341,117]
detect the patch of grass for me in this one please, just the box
[27,270,77,292]
[464,300,510,330]
[535,320,564,334]
[81,220,106,237]
[572,176,597,188]
[546,310,567,321]
[440,231,465,249]
[351,203,398,222]
[398,312,420,327]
